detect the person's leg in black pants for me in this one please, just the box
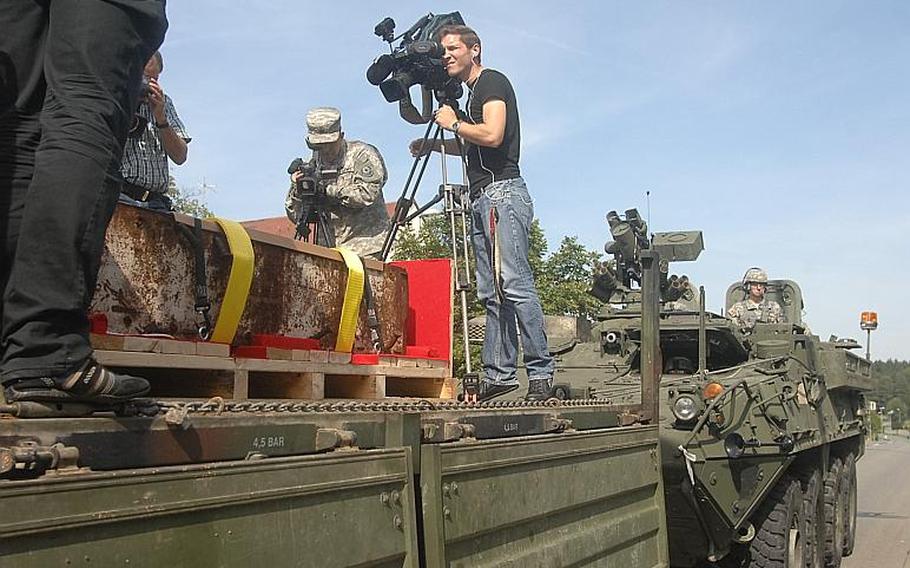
[0,1,167,400]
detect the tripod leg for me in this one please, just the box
[379,122,441,260]
[295,205,314,242]
[317,210,335,248]
[458,189,473,288]
[437,129,480,397]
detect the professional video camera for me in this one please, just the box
[287,157,337,195]
[287,157,338,246]
[366,12,465,124]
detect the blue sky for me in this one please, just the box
[160,2,909,359]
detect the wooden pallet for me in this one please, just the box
[92,337,455,401]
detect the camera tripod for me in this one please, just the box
[379,114,480,400]
[293,191,336,248]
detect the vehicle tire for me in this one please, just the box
[747,475,806,568]
[799,467,824,568]
[840,453,857,557]
[823,458,844,568]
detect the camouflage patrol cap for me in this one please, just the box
[306,107,342,145]
[743,267,769,284]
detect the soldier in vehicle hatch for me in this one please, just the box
[285,107,390,258]
[726,267,784,330]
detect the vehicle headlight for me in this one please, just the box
[672,395,699,421]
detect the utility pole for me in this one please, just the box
[860,311,878,361]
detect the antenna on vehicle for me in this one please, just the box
[646,190,652,238]
[698,285,707,377]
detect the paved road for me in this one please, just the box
[842,434,910,568]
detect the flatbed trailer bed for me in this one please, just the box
[0,399,669,568]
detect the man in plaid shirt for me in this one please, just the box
[120,51,190,211]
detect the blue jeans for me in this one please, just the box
[471,177,554,385]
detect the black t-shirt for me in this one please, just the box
[464,69,521,193]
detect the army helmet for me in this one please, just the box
[742,267,769,290]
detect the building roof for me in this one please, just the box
[242,202,435,241]
[241,216,296,239]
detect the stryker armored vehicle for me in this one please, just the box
[553,209,868,568]
[0,203,670,567]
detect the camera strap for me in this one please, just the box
[175,216,213,340]
[489,207,504,301]
[361,263,383,353]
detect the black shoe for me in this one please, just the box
[4,358,150,404]
[525,378,554,401]
[478,381,519,402]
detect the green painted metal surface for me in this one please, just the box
[0,448,419,568]
[420,425,669,568]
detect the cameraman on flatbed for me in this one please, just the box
[411,25,554,402]
[285,107,390,258]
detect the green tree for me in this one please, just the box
[870,359,910,416]
[167,176,215,218]
[537,236,604,320]
[527,218,548,278]
[886,396,906,416]
[869,412,883,439]
[391,214,454,262]
[886,397,907,432]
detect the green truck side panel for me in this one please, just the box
[421,425,669,568]
[0,422,668,568]
[0,448,419,568]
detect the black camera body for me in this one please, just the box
[287,157,340,244]
[367,12,465,121]
[287,157,338,198]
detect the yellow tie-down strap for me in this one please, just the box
[333,247,364,353]
[209,217,255,344]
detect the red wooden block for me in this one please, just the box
[232,345,269,359]
[250,334,321,351]
[405,345,442,359]
[352,353,380,365]
[89,312,109,335]
[390,259,453,363]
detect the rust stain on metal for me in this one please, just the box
[91,205,409,352]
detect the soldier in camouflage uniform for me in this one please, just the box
[727,267,784,330]
[285,107,389,257]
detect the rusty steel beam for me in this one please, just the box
[90,204,408,353]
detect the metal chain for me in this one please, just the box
[151,396,613,417]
